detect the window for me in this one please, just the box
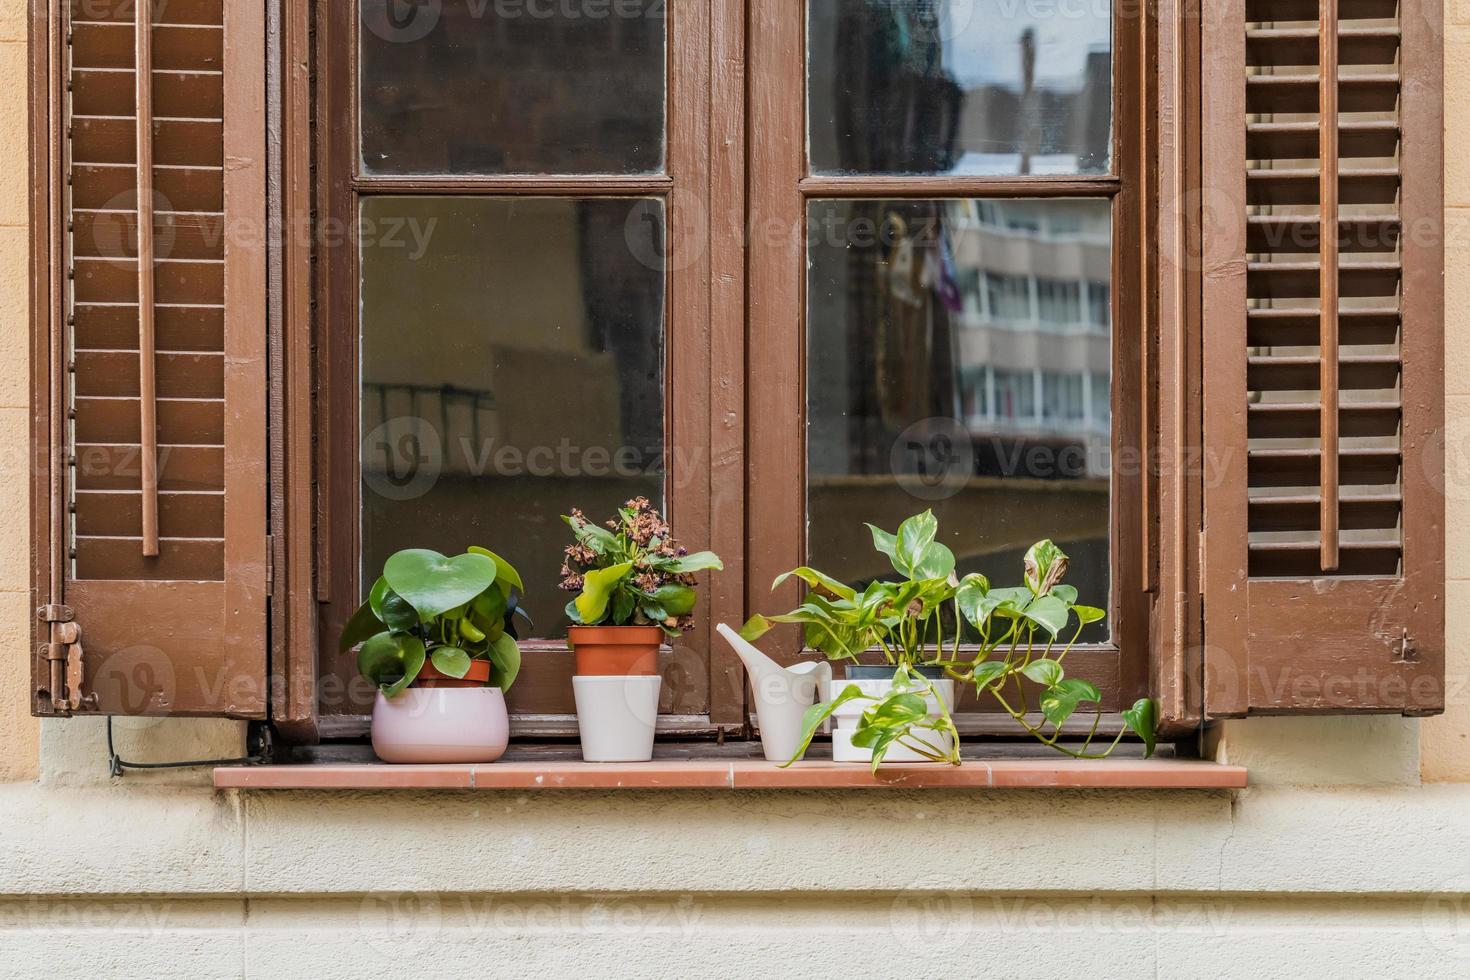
[1036,278,1082,328]
[752,0,1142,713]
[985,270,1033,325]
[28,1,1446,733]
[316,0,734,731]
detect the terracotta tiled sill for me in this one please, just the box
[214,755,1246,791]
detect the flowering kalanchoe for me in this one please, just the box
[560,498,722,635]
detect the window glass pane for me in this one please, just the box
[361,197,665,638]
[359,0,666,175]
[808,0,1112,176]
[807,198,1111,641]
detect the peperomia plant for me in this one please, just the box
[740,511,1157,768]
[560,497,723,635]
[341,547,527,697]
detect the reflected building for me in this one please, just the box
[805,1,1114,622]
[948,198,1111,482]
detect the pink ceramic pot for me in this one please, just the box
[370,688,510,764]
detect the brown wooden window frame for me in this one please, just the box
[290,0,1155,740]
[271,0,1448,742]
[301,0,747,738]
[745,2,1151,729]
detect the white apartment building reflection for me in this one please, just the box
[947,198,1111,480]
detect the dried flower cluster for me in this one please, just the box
[560,498,700,632]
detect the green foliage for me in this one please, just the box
[1122,698,1159,759]
[744,510,1158,765]
[343,547,527,698]
[560,499,722,636]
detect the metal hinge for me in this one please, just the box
[265,534,275,591]
[37,604,94,714]
[1394,629,1419,664]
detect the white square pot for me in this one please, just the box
[572,675,663,762]
[826,677,957,764]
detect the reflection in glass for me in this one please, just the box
[808,0,1112,176]
[361,197,665,637]
[359,0,666,175]
[807,198,1112,640]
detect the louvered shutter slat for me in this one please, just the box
[1200,0,1443,715]
[31,0,267,718]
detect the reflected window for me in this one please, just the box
[360,197,666,637]
[808,0,1113,176]
[806,197,1111,640]
[359,0,666,175]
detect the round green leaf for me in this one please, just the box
[470,584,508,626]
[383,638,426,698]
[866,523,899,561]
[660,551,724,574]
[896,511,939,572]
[468,546,524,594]
[1021,595,1070,637]
[1122,698,1158,758]
[358,633,426,698]
[385,550,498,620]
[649,584,696,616]
[970,660,1010,692]
[489,633,521,692]
[368,577,420,632]
[1050,584,1079,605]
[430,646,472,680]
[338,600,385,653]
[356,631,402,687]
[1020,658,1065,688]
[772,567,856,600]
[1073,605,1106,626]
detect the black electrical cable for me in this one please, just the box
[106,715,268,777]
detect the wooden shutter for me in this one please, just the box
[1199,0,1443,716]
[30,0,268,717]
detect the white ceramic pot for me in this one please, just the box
[370,687,510,764]
[572,675,662,762]
[827,676,957,764]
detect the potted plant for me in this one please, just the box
[741,511,1157,771]
[560,497,722,761]
[340,546,526,764]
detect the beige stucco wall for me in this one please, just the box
[3,4,1470,977]
[0,1,38,785]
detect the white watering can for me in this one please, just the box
[717,624,832,763]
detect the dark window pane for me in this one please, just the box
[807,198,1111,640]
[808,0,1112,176]
[359,0,666,175]
[361,197,665,637]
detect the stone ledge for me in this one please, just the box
[214,758,1247,791]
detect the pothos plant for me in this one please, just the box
[560,497,723,636]
[341,547,527,697]
[740,511,1157,769]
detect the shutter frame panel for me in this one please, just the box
[31,0,268,718]
[1200,0,1443,717]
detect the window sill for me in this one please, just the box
[214,756,1246,791]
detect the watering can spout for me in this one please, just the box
[716,623,782,685]
[717,624,832,763]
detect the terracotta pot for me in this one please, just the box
[568,625,662,676]
[415,658,491,689]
